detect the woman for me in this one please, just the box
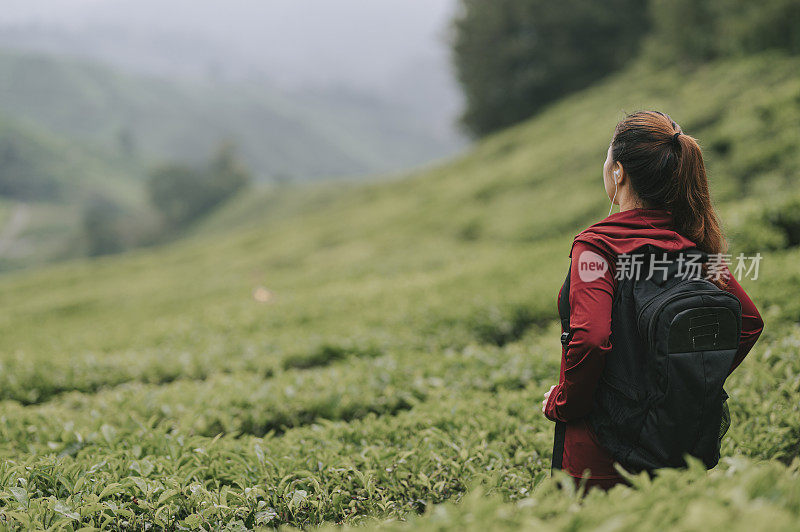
[541,110,764,492]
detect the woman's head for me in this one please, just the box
[604,110,726,255]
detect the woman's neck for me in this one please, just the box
[618,197,645,212]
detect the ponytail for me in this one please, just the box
[667,132,727,255]
[611,110,727,256]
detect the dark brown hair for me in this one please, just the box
[611,110,726,256]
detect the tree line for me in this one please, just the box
[452,0,800,137]
[84,143,251,256]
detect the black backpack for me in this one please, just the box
[551,245,742,474]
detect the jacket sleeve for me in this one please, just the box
[721,265,764,375]
[544,241,616,422]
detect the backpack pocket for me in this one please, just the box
[642,350,707,460]
[638,348,735,468]
[598,372,648,444]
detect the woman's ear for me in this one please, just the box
[613,163,625,184]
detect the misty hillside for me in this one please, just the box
[0,47,464,269]
[0,112,142,201]
[0,49,463,181]
[0,111,148,269]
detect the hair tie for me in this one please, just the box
[672,131,681,145]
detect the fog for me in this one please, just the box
[0,0,461,113]
[0,0,467,268]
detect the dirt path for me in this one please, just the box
[0,204,31,257]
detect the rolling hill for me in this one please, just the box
[0,112,149,269]
[0,47,466,270]
[0,51,798,528]
[0,49,463,181]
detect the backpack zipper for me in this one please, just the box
[642,286,739,346]
[634,278,698,332]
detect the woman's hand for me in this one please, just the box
[542,384,557,415]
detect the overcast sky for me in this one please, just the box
[0,0,460,91]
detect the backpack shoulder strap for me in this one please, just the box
[558,262,572,347]
[552,260,572,472]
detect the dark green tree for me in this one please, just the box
[147,143,252,230]
[206,142,251,200]
[647,0,800,65]
[147,164,204,228]
[83,196,124,256]
[451,0,650,137]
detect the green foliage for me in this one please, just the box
[451,0,800,137]
[148,143,251,230]
[451,0,650,136]
[727,194,800,254]
[148,164,207,228]
[0,114,147,270]
[1,52,799,528]
[646,0,800,66]
[205,143,252,205]
[766,196,800,248]
[468,304,545,347]
[729,215,788,255]
[340,458,800,531]
[82,196,125,257]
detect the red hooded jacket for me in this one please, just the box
[544,207,764,490]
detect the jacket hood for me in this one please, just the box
[569,207,697,260]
